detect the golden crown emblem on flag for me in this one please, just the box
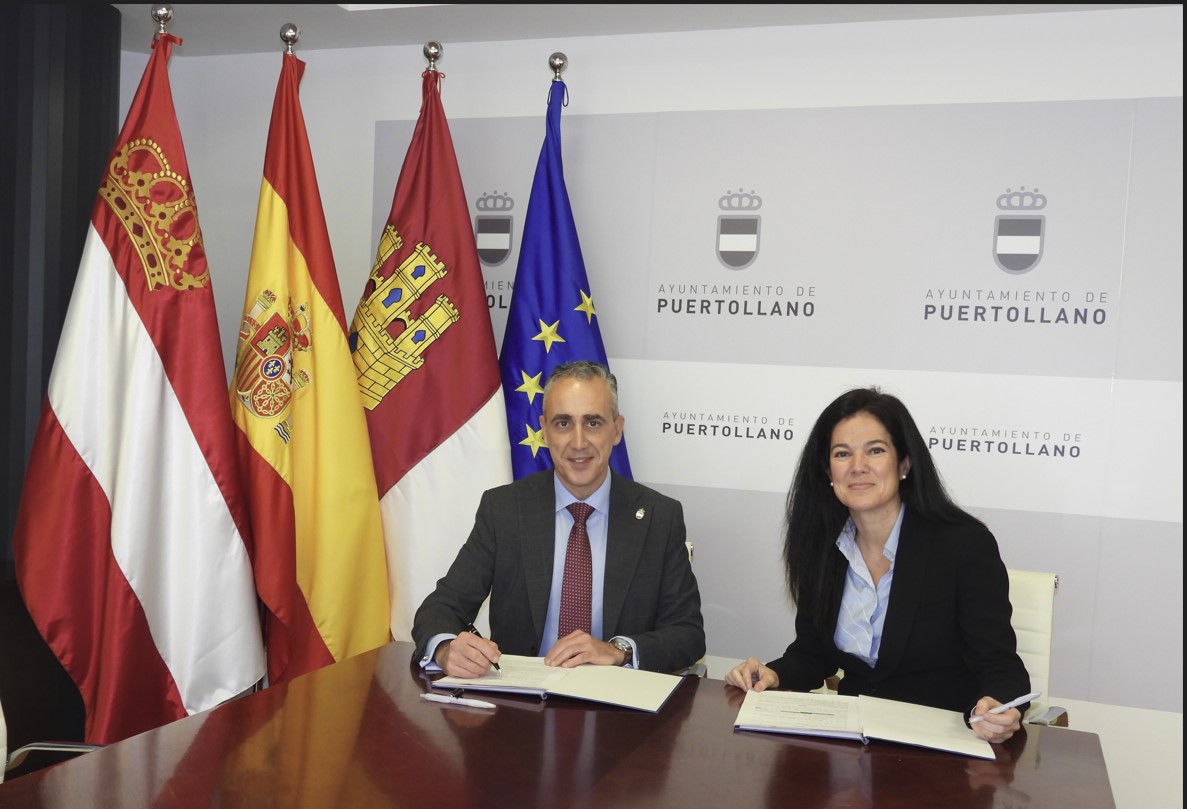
[99,138,209,292]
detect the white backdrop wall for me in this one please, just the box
[120,6,1182,713]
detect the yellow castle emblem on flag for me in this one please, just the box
[349,225,459,409]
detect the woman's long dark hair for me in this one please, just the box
[782,387,982,634]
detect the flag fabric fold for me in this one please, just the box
[499,79,633,479]
[231,53,391,686]
[348,69,512,640]
[12,34,264,744]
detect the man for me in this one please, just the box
[411,360,705,676]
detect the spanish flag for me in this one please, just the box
[232,52,390,685]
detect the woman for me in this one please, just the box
[725,387,1031,743]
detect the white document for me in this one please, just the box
[432,654,685,713]
[432,654,567,696]
[734,690,995,760]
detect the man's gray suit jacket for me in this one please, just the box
[411,470,706,673]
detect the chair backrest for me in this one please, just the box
[1006,569,1058,722]
[673,541,707,677]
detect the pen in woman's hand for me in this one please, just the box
[465,623,501,671]
[970,691,1039,724]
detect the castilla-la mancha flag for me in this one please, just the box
[231,52,390,685]
[348,69,512,639]
[12,34,264,744]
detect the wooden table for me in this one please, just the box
[0,641,1115,808]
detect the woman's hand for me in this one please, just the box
[968,696,1022,743]
[724,657,779,692]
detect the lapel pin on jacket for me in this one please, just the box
[635,508,645,519]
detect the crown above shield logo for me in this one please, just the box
[993,186,1046,274]
[475,190,515,267]
[717,188,762,270]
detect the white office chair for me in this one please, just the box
[1007,568,1068,726]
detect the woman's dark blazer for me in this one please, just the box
[766,507,1032,716]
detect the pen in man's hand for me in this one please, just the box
[464,623,500,671]
[969,691,1039,724]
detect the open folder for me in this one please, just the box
[733,690,995,760]
[431,654,685,713]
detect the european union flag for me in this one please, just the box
[498,80,632,480]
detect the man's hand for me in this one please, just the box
[437,631,501,678]
[544,630,624,668]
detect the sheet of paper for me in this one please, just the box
[859,696,995,760]
[432,655,684,712]
[432,654,569,694]
[734,691,995,759]
[734,690,865,740]
[545,664,684,713]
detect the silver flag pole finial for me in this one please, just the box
[424,41,442,72]
[280,23,300,54]
[151,4,173,35]
[549,52,567,81]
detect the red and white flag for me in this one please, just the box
[348,69,512,639]
[12,33,263,744]
[232,52,391,685]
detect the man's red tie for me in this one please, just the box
[558,502,595,638]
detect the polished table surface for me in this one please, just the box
[0,641,1115,808]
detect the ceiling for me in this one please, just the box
[112,4,1167,57]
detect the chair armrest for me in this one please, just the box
[5,742,102,772]
[1024,705,1069,727]
[811,669,844,695]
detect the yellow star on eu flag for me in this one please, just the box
[515,370,545,404]
[574,290,597,323]
[532,319,566,353]
[519,424,548,456]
